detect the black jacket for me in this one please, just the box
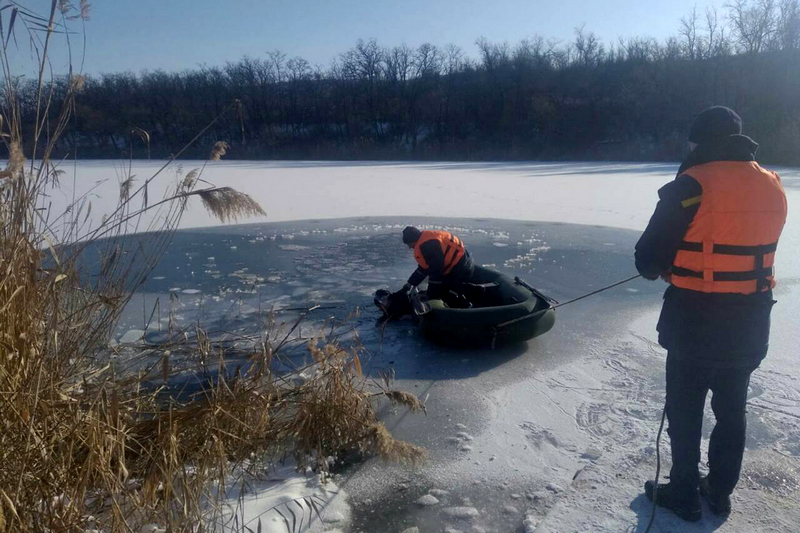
[408,240,474,286]
[635,135,776,367]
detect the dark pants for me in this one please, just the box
[665,352,757,495]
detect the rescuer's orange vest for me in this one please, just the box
[414,230,466,275]
[671,161,787,294]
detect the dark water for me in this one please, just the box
[110,217,657,383]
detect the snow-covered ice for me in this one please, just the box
[210,461,351,533]
[66,160,799,532]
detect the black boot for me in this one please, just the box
[700,476,732,516]
[644,480,702,522]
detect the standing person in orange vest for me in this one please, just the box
[635,106,787,521]
[397,226,476,301]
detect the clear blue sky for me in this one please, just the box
[23,0,718,75]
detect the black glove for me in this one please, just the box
[389,289,408,303]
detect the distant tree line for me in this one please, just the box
[10,0,800,163]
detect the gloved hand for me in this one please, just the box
[390,284,413,303]
[389,288,408,302]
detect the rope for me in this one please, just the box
[643,404,668,533]
[547,273,643,311]
[495,274,643,330]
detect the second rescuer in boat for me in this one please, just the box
[394,226,476,302]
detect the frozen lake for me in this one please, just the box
[68,161,799,533]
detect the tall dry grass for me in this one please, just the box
[0,3,425,532]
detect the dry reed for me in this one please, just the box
[197,186,266,223]
[210,141,229,161]
[0,4,425,532]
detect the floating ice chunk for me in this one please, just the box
[119,329,145,344]
[523,515,539,533]
[415,494,439,506]
[442,506,479,519]
[546,483,564,493]
[181,289,201,295]
[581,448,603,460]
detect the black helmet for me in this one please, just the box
[402,226,422,245]
[689,106,742,146]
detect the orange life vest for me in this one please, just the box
[414,230,466,275]
[671,161,787,294]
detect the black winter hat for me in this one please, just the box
[402,226,422,244]
[689,106,742,145]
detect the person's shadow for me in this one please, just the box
[629,494,729,532]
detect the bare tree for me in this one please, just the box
[267,50,287,82]
[775,0,800,48]
[286,56,311,82]
[357,39,384,82]
[551,43,573,69]
[443,43,465,76]
[397,44,415,81]
[619,36,660,61]
[514,38,534,66]
[382,46,398,82]
[680,6,701,59]
[513,37,551,69]
[476,37,510,71]
[414,43,442,78]
[574,25,604,66]
[726,0,778,53]
[339,39,384,82]
[661,36,684,60]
